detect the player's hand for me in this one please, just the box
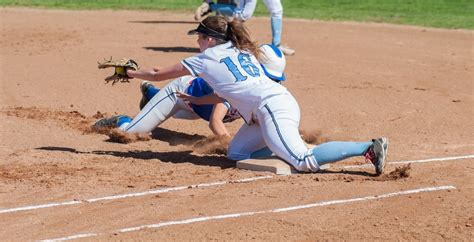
[177,91,199,104]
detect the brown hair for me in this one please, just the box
[202,16,262,61]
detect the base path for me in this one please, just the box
[0,7,472,241]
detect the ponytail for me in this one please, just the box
[226,20,262,61]
[201,16,262,61]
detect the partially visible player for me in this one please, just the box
[195,0,237,21]
[92,44,286,137]
[195,0,295,56]
[124,16,389,175]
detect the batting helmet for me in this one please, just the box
[260,44,286,82]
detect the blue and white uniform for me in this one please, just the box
[181,41,320,172]
[208,0,284,46]
[237,0,283,46]
[181,41,377,172]
[145,77,238,122]
[117,76,238,133]
[114,44,285,134]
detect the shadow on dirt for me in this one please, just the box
[318,169,378,178]
[151,127,207,146]
[144,46,200,53]
[129,20,196,24]
[36,146,234,169]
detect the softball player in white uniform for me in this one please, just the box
[126,16,389,174]
[92,44,283,137]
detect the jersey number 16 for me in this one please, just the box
[220,53,260,82]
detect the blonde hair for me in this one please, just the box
[202,16,263,61]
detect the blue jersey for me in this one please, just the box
[186,77,240,123]
[186,77,215,121]
[146,77,240,122]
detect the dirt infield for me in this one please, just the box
[0,8,473,240]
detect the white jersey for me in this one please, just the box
[181,41,288,124]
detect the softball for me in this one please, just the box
[115,66,126,75]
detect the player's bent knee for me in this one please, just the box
[289,159,320,173]
[226,153,240,161]
[292,164,319,173]
[227,151,250,161]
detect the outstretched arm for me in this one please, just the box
[127,63,190,82]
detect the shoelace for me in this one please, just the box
[364,148,376,165]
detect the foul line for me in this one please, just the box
[41,233,97,242]
[40,185,456,241]
[342,154,474,169]
[2,154,472,215]
[0,176,272,215]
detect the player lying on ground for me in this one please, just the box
[92,44,286,137]
[120,16,389,175]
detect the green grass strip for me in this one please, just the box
[0,0,473,29]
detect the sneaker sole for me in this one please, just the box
[375,137,389,175]
[92,116,119,131]
[139,81,152,110]
[281,49,295,56]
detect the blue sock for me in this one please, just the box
[146,86,160,100]
[271,17,282,46]
[311,142,372,165]
[117,115,132,127]
[250,147,273,159]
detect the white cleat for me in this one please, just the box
[364,137,389,175]
[278,44,295,56]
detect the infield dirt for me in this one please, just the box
[0,8,473,240]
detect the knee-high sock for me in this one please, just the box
[311,142,372,165]
[117,115,133,129]
[146,86,160,100]
[271,17,282,46]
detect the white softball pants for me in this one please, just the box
[227,93,319,172]
[233,0,282,21]
[119,77,198,133]
[263,0,283,19]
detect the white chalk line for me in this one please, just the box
[342,154,474,169]
[0,176,272,215]
[40,233,97,242]
[2,154,472,215]
[40,185,456,241]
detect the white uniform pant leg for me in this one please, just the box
[256,94,319,172]
[173,110,199,120]
[120,78,191,133]
[263,0,283,18]
[235,0,257,21]
[227,123,267,160]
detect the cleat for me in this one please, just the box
[92,115,130,131]
[139,80,155,110]
[194,2,212,22]
[278,44,295,56]
[364,137,389,175]
[92,115,121,131]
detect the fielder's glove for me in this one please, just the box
[97,57,139,85]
